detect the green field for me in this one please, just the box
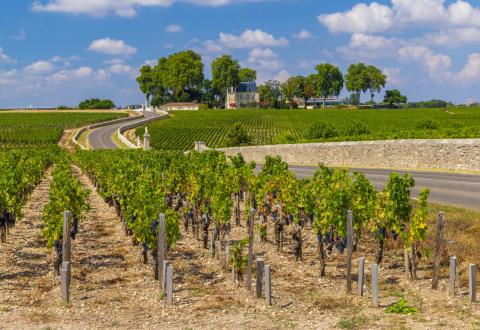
[0,111,128,147]
[140,108,480,151]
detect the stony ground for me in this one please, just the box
[1,167,479,329]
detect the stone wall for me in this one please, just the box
[217,139,480,172]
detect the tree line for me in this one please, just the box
[136,50,404,109]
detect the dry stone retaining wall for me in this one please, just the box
[217,139,480,172]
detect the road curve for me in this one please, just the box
[286,165,480,210]
[88,111,161,149]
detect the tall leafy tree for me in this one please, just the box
[313,63,344,108]
[136,65,156,108]
[211,55,240,104]
[345,63,368,105]
[282,75,306,108]
[239,68,257,82]
[365,65,387,103]
[165,50,204,102]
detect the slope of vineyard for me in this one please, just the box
[0,112,128,147]
[138,107,480,150]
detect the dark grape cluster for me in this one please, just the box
[70,216,79,240]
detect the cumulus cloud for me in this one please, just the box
[0,47,16,64]
[88,38,137,56]
[319,0,480,33]
[337,33,403,59]
[272,69,290,82]
[243,48,283,70]
[318,2,395,33]
[23,60,54,74]
[219,29,289,48]
[32,0,269,17]
[165,24,183,33]
[398,46,452,79]
[455,53,480,83]
[292,30,313,40]
[422,27,480,47]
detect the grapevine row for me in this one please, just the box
[75,149,429,279]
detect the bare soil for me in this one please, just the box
[1,168,479,329]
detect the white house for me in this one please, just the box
[160,102,202,111]
[225,82,260,109]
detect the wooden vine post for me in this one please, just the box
[371,264,379,307]
[346,210,353,294]
[247,208,254,290]
[265,264,272,306]
[469,264,477,303]
[432,211,446,290]
[158,213,166,285]
[166,264,173,305]
[449,256,457,296]
[256,257,265,298]
[61,211,72,303]
[358,257,365,296]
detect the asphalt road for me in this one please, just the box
[88,111,161,149]
[87,113,480,209]
[286,165,480,210]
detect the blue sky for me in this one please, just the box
[1,0,480,107]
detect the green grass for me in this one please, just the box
[140,107,480,151]
[0,112,128,147]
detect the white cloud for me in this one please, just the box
[318,2,395,33]
[88,38,137,56]
[48,66,95,82]
[243,48,283,70]
[455,53,480,83]
[422,27,480,47]
[201,40,224,53]
[219,29,289,48]
[337,33,403,59]
[383,67,404,86]
[319,0,480,34]
[273,69,290,83]
[32,0,175,17]
[399,46,452,79]
[292,30,313,40]
[108,63,136,76]
[32,0,270,17]
[0,47,15,64]
[165,24,183,33]
[23,60,54,74]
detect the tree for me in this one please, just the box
[136,65,156,108]
[345,63,368,105]
[313,64,344,108]
[384,89,407,106]
[211,55,240,105]
[282,76,306,108]
[259,80,283,109]
[239,68,257,82]
[78,98,115,109]
[365,65,387,103]
[165,50,204,102]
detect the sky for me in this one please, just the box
[2,0,480,107]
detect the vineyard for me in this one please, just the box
[1,145,479,327]
[0,112,127,147]
[138,107,480,150]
